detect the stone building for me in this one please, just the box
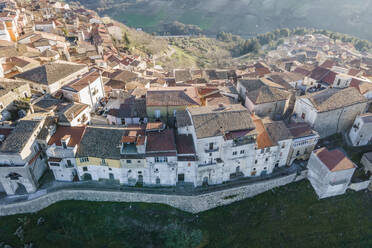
[178,104,257,186]
[0,118,47,195]
[145,128,178,186]
[293,87,368,138]
[175,133,198,186]
[361,152,372,174]
[15,61,88,94]
[57,102,91,127]
[0,78,31,113]
[349,113,372,147]
[106,96,147,125]
[75,126,124,182]
[119,125,148,186]
[253,117,293,175]
[307,148,356,199]
[237,78,291,119]
[61,69,105,110]
[46,126,86,181]
[146,87,201,125]
[286,122,319,164]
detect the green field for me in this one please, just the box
[1,180,372,247]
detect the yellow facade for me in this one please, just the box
[76,157,121,168]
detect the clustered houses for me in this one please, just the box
[1,0,372,199]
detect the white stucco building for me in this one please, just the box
[46,126,86,181]
[62,69,105,110]
[293,87,368,138]
[0,118,47,195]
[307,148,356,199]
[349,113,372,147]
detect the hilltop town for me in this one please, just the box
[0,0,372,205]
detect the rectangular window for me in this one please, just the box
[209,142,214,151]
[155,157,168,163]
[240,150,245,154]
[101,158,106,165]
[49,162,60,166]
[155,110,161,118]
[126,160,132,164]
[83,167,88,171]
[80,157,89,163]
[232,151,237,156]
[62,141,67,149]
[66,160,72,167]
[301,113,306,119]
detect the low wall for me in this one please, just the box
[348,180,371,192]
[0,173,300,216]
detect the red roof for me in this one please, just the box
[314,148,355,172]
[320,59,337,69]
[321,71,337,85]
[48,126,86,147]
[309,67,330,81]
[146,129,176,154]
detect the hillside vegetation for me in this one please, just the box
[78,0,372,41]
[1,181,372,247]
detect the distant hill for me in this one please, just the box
[76,0,372,40]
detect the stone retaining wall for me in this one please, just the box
[348,180,371,192]
[0,173,300,216]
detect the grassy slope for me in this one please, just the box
[1,181,372,248]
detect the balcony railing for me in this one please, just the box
[205,147,219,153]
[198,158,223,168]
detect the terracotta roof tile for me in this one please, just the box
[48,126,86,147]
[314,148,355,172]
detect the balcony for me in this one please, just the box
[204,147,219,153]
[198,158,223,168]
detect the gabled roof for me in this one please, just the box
[303,87,367,112]
[253,116,273,149]
[189,104,255,139]
[263,119,293,144]
[314,148,355,172]
[146,129,176,155]
[48,126,86,147]
[146,87,201,107]
[0,120,42,153]
[238,78,284,93]
[321,71,337,85]
[286,122,317,139]
[62,70,100,92]
[77,126,124,159]
[15,61,87,86]
[0,78,29,97]
[246,86,290,105]
[58,102,89,123]
[107,97,146,118]
[309,66,330,81]
[176,134,195,155]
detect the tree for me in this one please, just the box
[123,32,130,46]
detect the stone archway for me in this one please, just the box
[82,173,92,181]
[15,183,27,195]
